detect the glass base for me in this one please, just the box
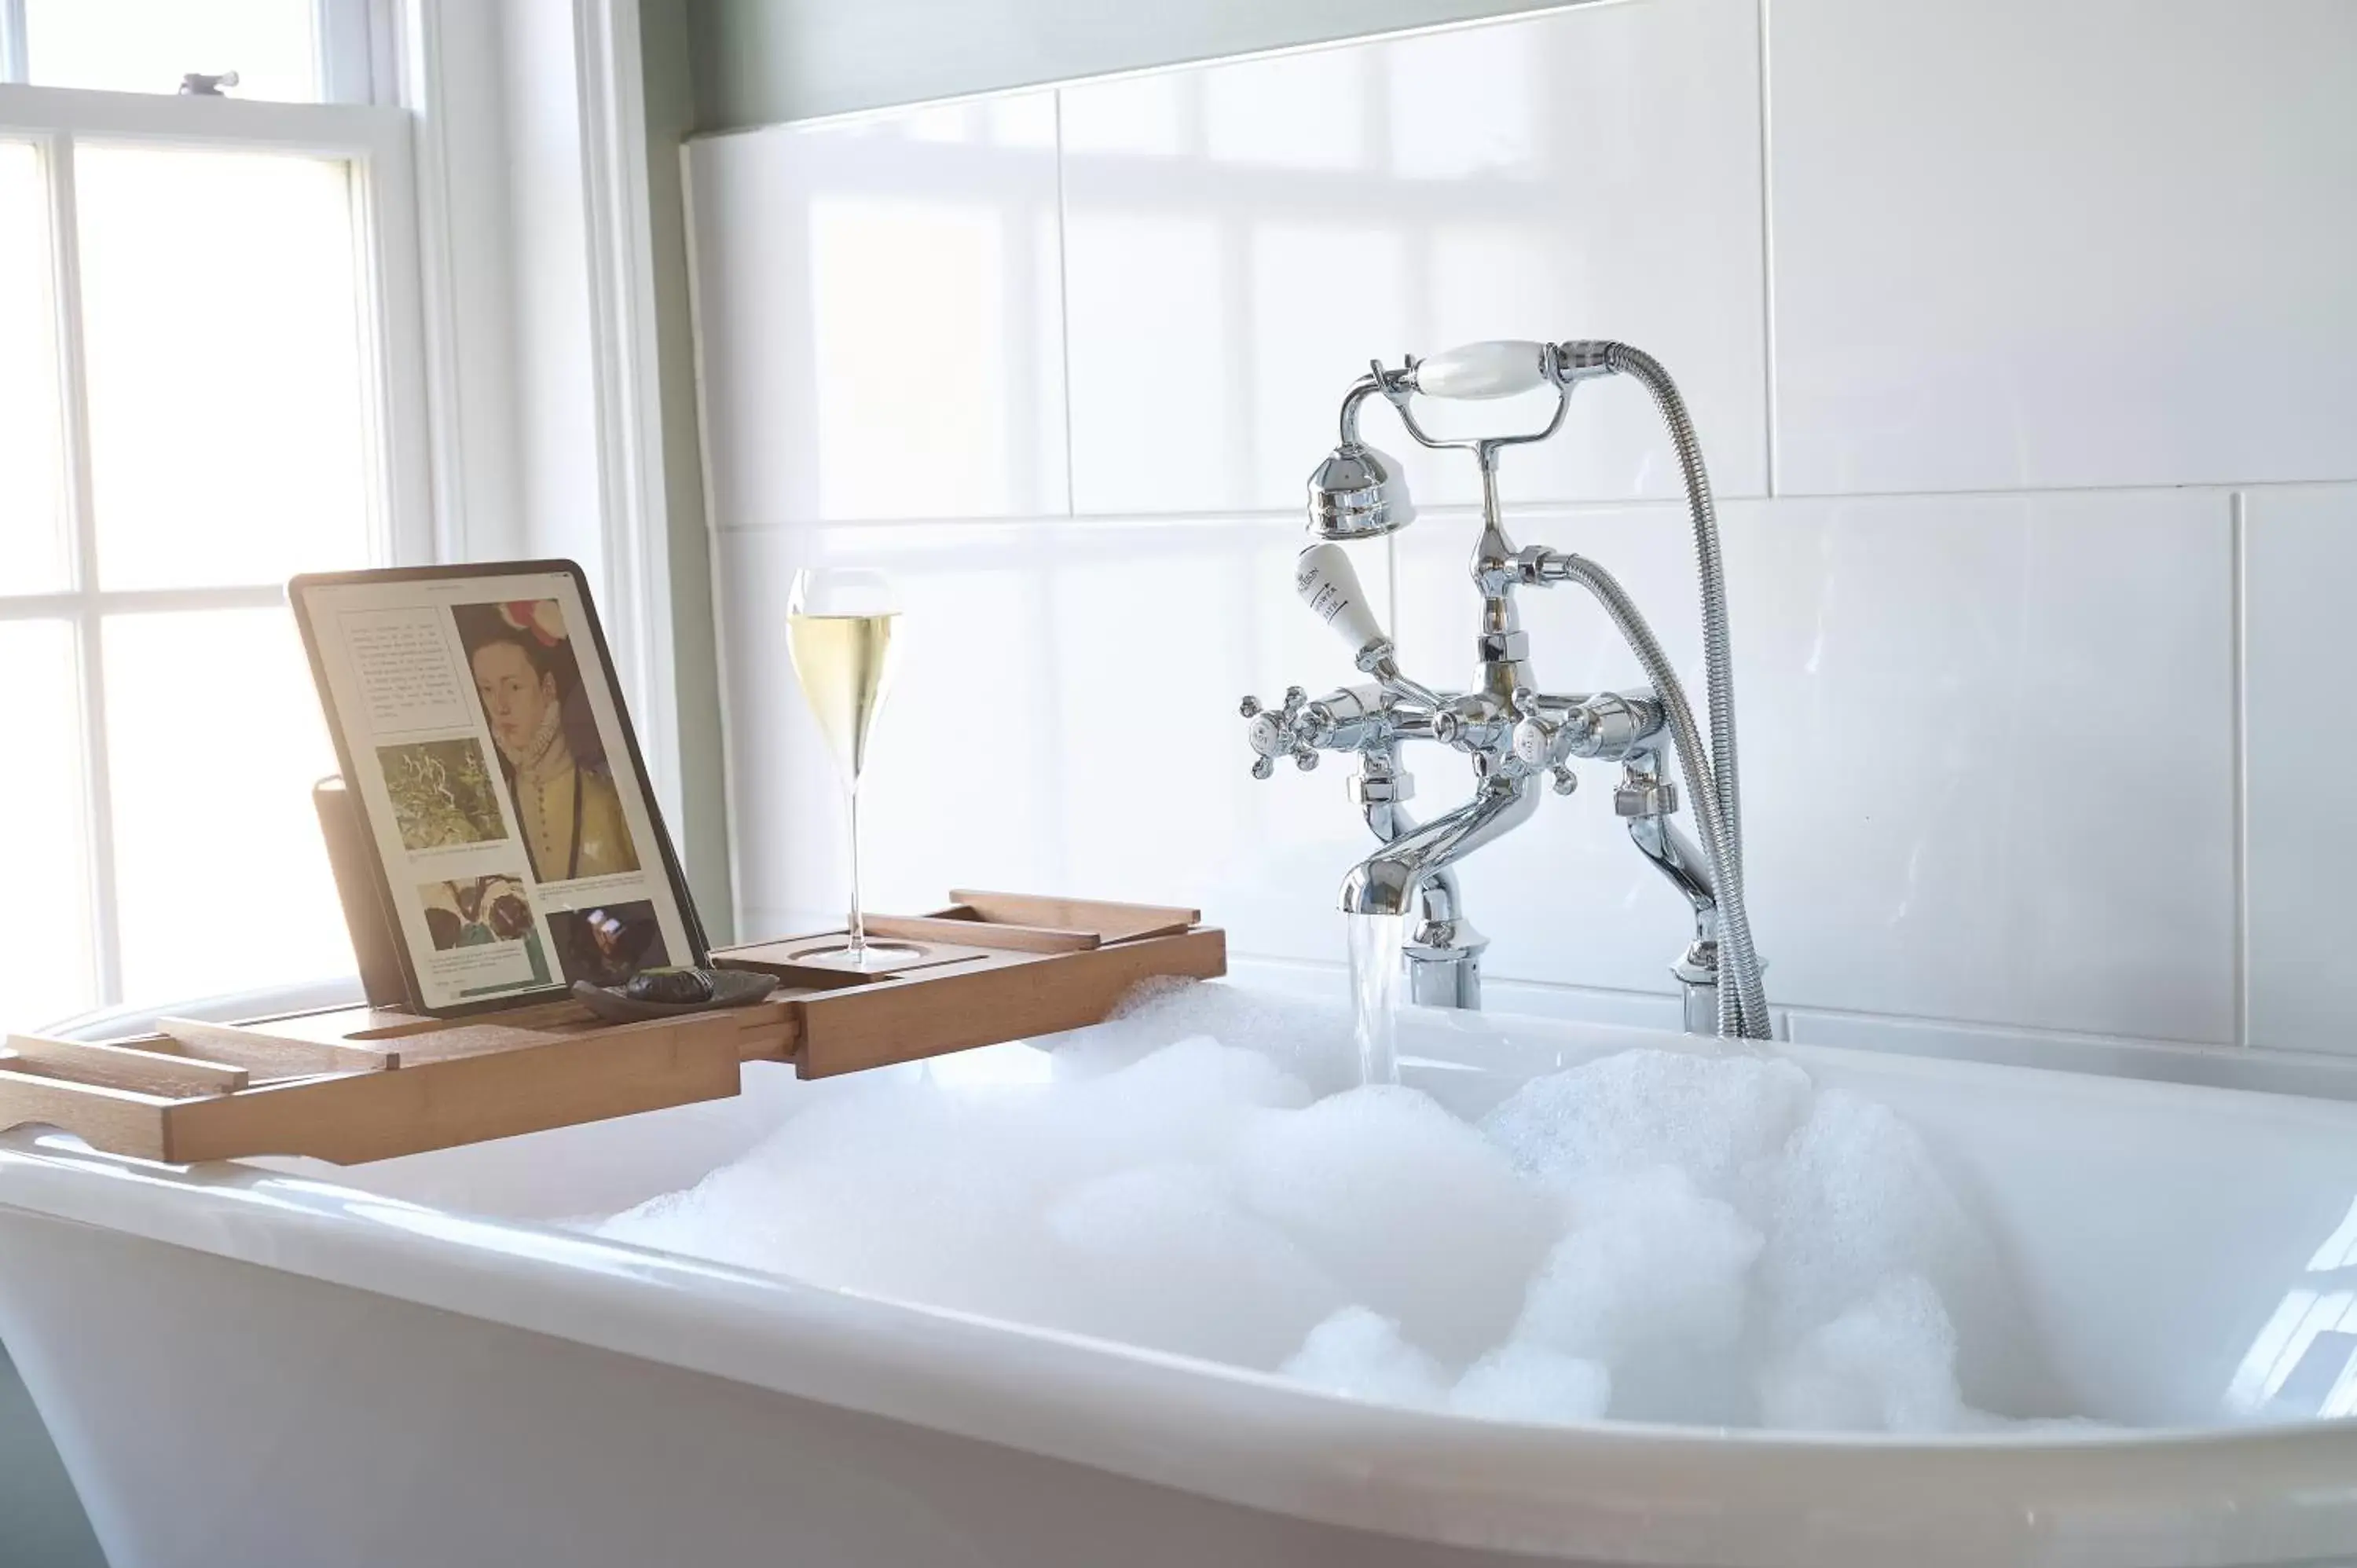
[787,940,926,973]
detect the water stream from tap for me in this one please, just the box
[1347,912,1407,1086]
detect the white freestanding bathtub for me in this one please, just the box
[5,990,2357,1568]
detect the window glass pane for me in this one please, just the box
[25,0,321,102]
[0,622,97,1028]
[0,142,71,596]
[78,145,373,591]
[104,607,354,1005]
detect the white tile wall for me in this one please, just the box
[687,93,1069,529]
[1058,0,1769,516]
[1769,0,2357,496]
[1395,490,2237,1041]
[686,1,2357,1064]
[2245,485,2357,1053]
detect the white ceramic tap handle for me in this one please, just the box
[1411,340,1550,400]
[1295,542,1386,654]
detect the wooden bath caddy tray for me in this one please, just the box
[0,892,1224,1167]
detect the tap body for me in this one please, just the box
[1242,339,1769,1039]
[1351,746,1485,1007]
[1346,773,1534,1009]
[1340,774,1538,921]
[1244,568,1684,1022]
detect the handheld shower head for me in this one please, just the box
[1307,442,1413,541]
[1307,340,1594,539]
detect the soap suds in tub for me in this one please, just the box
[594,985,2074,1432]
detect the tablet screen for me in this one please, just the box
[290,562,705,1014]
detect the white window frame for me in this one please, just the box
[0,9,434,1011]
[578,0,680,830]
[0,0,383,107]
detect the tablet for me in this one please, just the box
[289,561,708,1016]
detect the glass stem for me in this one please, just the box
[846,779,865,957]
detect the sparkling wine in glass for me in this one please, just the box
[786,567,917,969]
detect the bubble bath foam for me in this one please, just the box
[597,983,2074,1432]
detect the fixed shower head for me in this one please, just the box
[1306,339,1617,539]
[1306,441,1413,541]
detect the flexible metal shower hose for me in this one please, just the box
[1549,555,1769,1037]
[1562,340,1769,1038]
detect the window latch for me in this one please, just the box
[178,71,240,97]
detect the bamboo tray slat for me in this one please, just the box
[0,891,1225,1165]
[154,1017,403,1075]
[947,890,1199,943]
[786,926,1225,1078]
[5,1035,251,1096]
[856,914,1098,954]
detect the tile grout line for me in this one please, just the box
[2232,489,2251,1048]
[1219,951,2261,1058]
[1755,0,1780,498]
[1765,477,2357,503]
[713,479,2357,537]
[1050,90,1079,518]
[1780,994,2242,1056]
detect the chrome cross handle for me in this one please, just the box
[1240,688,1318,779]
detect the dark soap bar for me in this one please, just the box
[624,967,717,1005]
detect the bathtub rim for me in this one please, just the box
[9,1023,2357,1568]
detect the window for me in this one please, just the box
[0,1,430,1027]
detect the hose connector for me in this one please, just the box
[1549,340,1618,384]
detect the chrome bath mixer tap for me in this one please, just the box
[1239,339,1770,1039]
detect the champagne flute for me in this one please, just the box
[786,567,918,969]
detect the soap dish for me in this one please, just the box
[570,967,779,1023]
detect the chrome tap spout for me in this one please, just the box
[1354,746,1485,1008]
[1340,775,1538,919]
